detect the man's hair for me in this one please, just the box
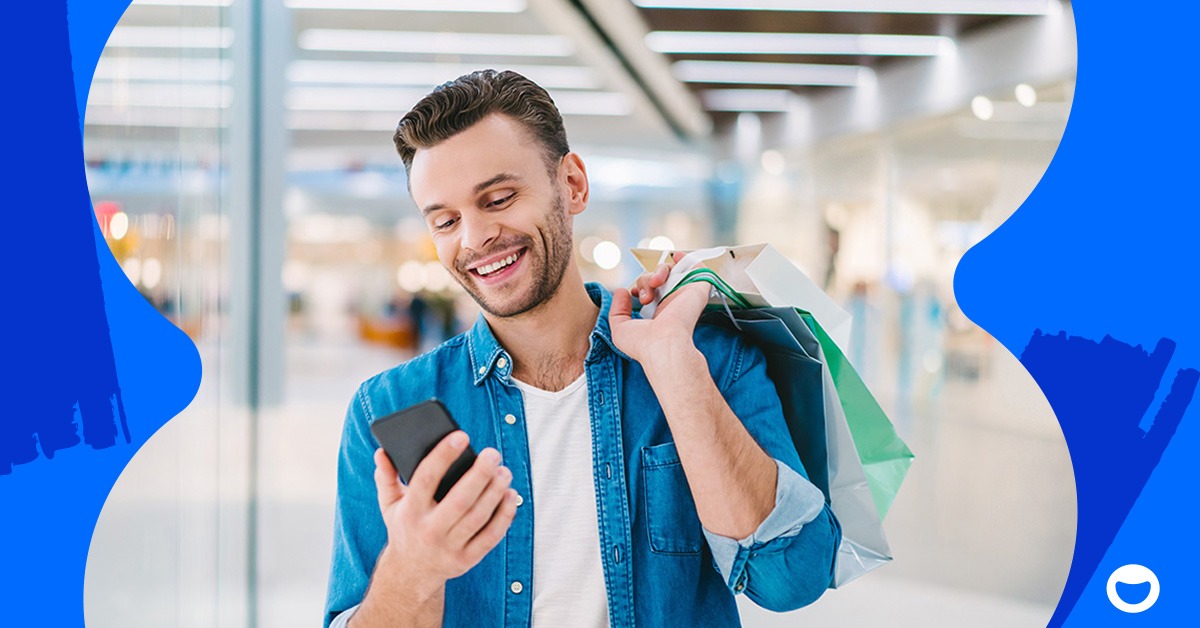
[393,69,570,177]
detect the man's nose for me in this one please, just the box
[459,212,500,252]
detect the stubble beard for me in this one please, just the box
[453,194,573,319]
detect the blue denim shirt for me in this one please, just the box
[325,283,840,627]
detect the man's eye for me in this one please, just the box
[488,194,514,208]
[435,218,457,230]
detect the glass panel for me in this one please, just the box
[83,1,245,627]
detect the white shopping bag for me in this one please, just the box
[632,244,854,354]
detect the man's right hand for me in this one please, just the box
[351,431,518,627]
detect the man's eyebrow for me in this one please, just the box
[473,173,522,194]
[420,173,523,216]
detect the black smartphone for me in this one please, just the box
[369,399,476,502]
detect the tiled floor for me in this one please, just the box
[86,331,1075,627]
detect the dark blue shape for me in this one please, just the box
[0,0,130,475]
[0,1,199,625]
[1019,330,1196,626]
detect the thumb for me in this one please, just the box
[609,287,634,326]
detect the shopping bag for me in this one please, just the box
[634,244,913,519]
[699,306,893,587]
[633,244,853,352]
[634,244,915,585]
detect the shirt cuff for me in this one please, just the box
[329,605,359,628]
[701,459,826,587]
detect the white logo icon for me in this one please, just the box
[1106,564,1160,613]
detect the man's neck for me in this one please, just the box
[484,268,598,391]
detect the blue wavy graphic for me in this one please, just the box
[956,3,1200,625]
[0,1,200,625]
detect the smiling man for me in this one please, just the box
[324,70,840,628]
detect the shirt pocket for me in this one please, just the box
[641,442,702,556]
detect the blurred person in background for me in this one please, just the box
[324,70,840,628]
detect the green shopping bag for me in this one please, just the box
[797,310,913,519]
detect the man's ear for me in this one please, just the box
[561,152,589,215]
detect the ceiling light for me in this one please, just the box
[397,261,427,293]
[647,31,952,56]
[701,89,793,112]
[89,82,233,109]
[286,87,430,112]
[971,95,994,120]
[105,26,233,49]
[297,29,573,57]
[142,258,163,290]
[285,0,525,12]
[93,58,232,82]
[548,92,633,116]
[110,212,130,240]
[286,87,631,116]
[761,150,785,175]
[674,60,869,87]
[648,236,675,251]
[631,0,1049,15]
[1014,83,1038,107]
[593,241,622,270]
[123,258,142,287]
[85,108,225,129]
[287,61,599,90]
[134,0,233,6]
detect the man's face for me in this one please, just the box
[408,114,577,318]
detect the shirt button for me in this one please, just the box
[735,581,745,593]
[504,413,517,425]
[510,581,523,594]
[477,366,486,375]
[515,493,524,506]
[497,357,508,369]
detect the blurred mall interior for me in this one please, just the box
[82,1,1078,626]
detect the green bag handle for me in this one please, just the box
[661,268,753,310]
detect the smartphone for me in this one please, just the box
[369,399,476,502]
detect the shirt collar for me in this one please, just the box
[466,282,630,386]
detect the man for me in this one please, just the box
[325,70,840,628]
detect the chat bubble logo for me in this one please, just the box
[1106,564,1160,613]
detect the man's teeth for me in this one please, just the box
[477,253,519,276]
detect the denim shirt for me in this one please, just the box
[325,283,840,627]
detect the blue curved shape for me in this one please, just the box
[0,1,200,625]
[955,3,1200,626]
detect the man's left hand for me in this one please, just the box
[609,253,711,366]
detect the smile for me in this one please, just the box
[470,248,526,279]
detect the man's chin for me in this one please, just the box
[460,279,539,319]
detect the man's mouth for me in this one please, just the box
[468,248,526,281]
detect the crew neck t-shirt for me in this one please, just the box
[512,372,611,628]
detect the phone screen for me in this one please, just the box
[369,399,477,502]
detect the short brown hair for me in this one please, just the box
[393,69,570,177]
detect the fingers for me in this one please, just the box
[374,448,407,511]
[445,464,513,548]
[462,489,520,561]
[631,259,677,305]
[407,430,470,504]
[430,447,503,530]
[609,286,634,325]
[654,281,710,322]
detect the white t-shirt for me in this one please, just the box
[513,372,611,628]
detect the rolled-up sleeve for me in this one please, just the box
[707,333,842,611]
